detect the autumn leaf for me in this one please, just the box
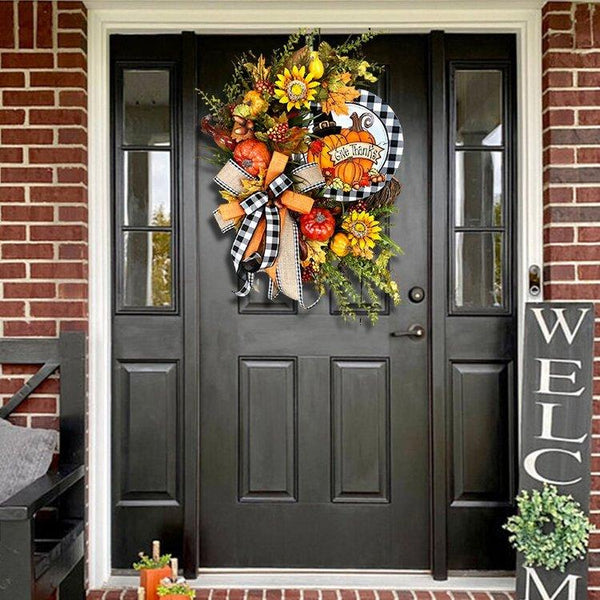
[320,71,360,115]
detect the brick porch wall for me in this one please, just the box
[0,5,88,596]
[0,0,87,450]
[0,0,88,339]
[541,1,600,595]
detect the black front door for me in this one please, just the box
[110,32,517,576]
[197,35,430,569]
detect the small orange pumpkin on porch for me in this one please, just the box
[140,566,173,600]
[134,541,174,600]
[157,580,196,600]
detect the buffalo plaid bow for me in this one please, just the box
[229,173,293,297]
[213,153,321,298]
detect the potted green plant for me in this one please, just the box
[157,581,196,600]
[133,541,172,600]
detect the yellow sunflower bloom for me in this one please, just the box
[341,211,382,259]
[274,65,319,111]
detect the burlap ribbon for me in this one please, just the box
[213,152,323,297]
[267,217,320,309]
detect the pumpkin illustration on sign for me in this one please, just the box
[306,90,404,201]
[338,113,377,170]
[308,112,384,190]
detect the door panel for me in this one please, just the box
[197,34,430,569]
[239,287,297,314]
[331,359,389,502]
[451,361,512,503]
[239,358,297,502]
[110,35,187,570]
[118,361,179,502]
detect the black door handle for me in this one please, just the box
[390,324,425,339]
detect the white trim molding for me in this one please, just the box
[86,0,543,589]
[107,571,515,591]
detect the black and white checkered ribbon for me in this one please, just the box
[229,173,293,297]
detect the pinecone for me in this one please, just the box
[301,264,316,283]
[350,199,370,214]
[369,177,402,208]
[267,122,289,143]
[255,80,274,95]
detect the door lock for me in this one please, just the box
[529,265,541,296]
[390,324,425,339]
[408,286,425,303]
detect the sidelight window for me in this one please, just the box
[450,67,511,313]
[115,67,176,311]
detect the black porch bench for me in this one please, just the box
[0,332,85,600]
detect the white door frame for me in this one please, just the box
[86,0,544,589]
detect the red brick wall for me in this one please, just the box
[0,1,87,431]
[0,0,87,339]
[542,0,600,591]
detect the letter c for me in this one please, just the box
[523,448,582,485]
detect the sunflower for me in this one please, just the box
[274,65,319,111]
[342,211,382,259]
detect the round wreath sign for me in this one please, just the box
[503,484,593,572]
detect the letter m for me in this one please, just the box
[523,567,580,600]
[531,307,589,345]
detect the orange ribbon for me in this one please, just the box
[216,152,314,260]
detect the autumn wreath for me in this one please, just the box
[198,31,404,323]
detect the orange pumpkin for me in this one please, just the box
[307,134,344,170]
[343,112,375,143]
[233,139,271,176]
[307,112,377,175]
[340,112,377,171]
[335,161,364,186]
[140,567,173,600]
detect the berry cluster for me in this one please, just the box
[267,122,289,142]
[255,79,274,95]
[301,264,316,282]
[350,199,370,214]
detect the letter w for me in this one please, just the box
[531,308,589,345]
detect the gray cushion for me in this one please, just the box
[0,419,57,504]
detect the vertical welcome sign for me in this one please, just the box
[518,303,594,600]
